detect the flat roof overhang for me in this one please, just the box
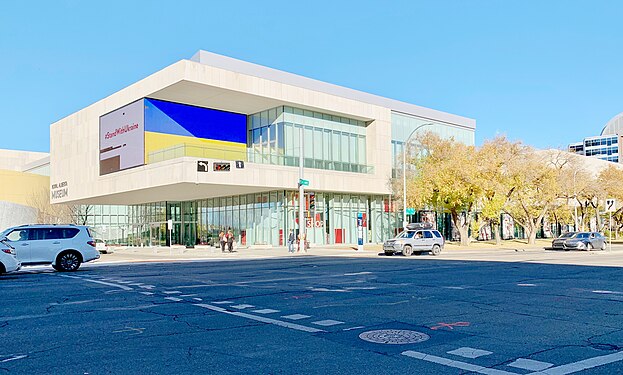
[57,157,391,206]
[147,79,376,122]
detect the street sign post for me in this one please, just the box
[406,208,415,215]
[606,198,616,251]
[299,179,309,186]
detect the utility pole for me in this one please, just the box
[298,127,305,249]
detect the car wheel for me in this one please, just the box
[403,245,413,257]
[0,263,5,275]
[431,244,442,256]
[56,251,82,272]
[601,242,606,250]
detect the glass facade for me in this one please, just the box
[569,135,620,163]
[77,205,129,245]
[121,192,393,247]
[248,106,371,173]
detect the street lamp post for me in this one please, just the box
[573,169,579,232]
[402,122,435,229]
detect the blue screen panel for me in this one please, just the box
[144,98,247,143]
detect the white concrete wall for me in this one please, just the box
[0,201,37,232]
[0,149,49,171]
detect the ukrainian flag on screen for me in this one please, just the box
[143,98,247,161]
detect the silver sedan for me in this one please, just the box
[551,232,607,251]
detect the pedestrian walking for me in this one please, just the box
[287,229,295,253]
[227,228,234,252]
[219,230,226,252]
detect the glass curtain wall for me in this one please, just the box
[79,205,129,245]
[248,106,369,173]
[125,192,392,247]
[390,111,475,236]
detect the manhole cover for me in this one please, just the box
[358,329,430,344]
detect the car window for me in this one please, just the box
[575,233,589,239]
[6,229,31,242]
[423,231,434,239]
[37,228,64,240]
[61,228,80,238]
[404,231,415,238]
[432,231,442,238]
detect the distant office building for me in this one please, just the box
[568,113,623,163]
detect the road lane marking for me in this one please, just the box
[517,283,537,287]
[447,347,493,359]
[402,351,518,375]
[312,319,344,326]
[49,300,99,306]
[57,275,133,290]
[592,290,622,295]
[532,350,623,374]
[509,358,553,371]
[193,298,203,301]
[179,294,197,297]
[113,326,145,335]
[343,272,372,276]
[163,291,182,294]
[342,326,365,331]
[194,304,325,333]
[282,314,310,320]
[212,301,233,304]
[231,304,255,309]
[0,355,28,363]
[140,292,154,295]
[164,297,182,302]
[252,309,280,314]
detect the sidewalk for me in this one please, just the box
[96,239,555,264]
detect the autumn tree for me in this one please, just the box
[598,165,623,232]
[504,149,566,244]
[475,136,523,245]
[406,133,482,246]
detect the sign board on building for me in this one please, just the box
[197,161,209,172]
[213,162,231,171]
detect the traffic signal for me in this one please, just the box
[309,193,315,211]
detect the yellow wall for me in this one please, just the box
[145,131,247,163]
[0,169,50,206]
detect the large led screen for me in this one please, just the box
[99,100,145,175]
[143,98,247,163]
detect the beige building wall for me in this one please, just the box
[0,169,49,206]
[50,53,474,206]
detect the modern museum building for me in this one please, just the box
[49,51,475,247]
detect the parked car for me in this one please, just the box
[0,224,100,271]
[383,223,445,256]
[94,238,109,254]
[0,239,21,274]
[551,232,607,251]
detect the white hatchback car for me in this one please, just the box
[0,225,100,272]
[0,239,21,274]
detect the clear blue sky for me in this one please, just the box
[1,0,622,153]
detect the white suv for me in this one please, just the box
[0,225,100,272]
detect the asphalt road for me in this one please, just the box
[1,255,622,374]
